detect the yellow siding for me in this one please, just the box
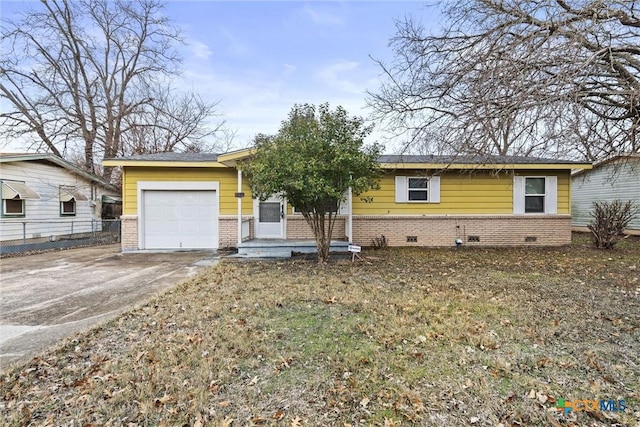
[121,167,571,216]
[122,167,252,215]
[555,170,571,214]
[353,170,570,215]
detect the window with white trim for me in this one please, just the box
[61,199,76,215]
[513,176,557,214]
[59,186,87,217]
[3,197,25,216]
[395,176,440,203]
[525,177,545,213]
[1,179,40,217]
[408,178,428,201]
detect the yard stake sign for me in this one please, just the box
[348,244,362,262]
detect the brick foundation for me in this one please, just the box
[351,215,572,247]
[120,214,572,250]
[285,215,347,240]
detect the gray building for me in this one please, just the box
[571,154,640,234]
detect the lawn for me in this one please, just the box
[1,235,639,426]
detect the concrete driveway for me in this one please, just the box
[0,245,218,369]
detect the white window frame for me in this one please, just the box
[60,199,77,216]
[524,177,545,213]
[395,176,440,203]
[59,185,81,216]
[408,177,429,201]
[3,198,25,216]
[513,176,557,214]
[1,179,31,217]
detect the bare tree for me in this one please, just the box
[369,1,640,160]
[1,0,228,181]
[121,86,233,155]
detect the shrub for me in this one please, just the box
[372,235,388,250]
[588,200,638,249]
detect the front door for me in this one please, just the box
[253,195,285,239]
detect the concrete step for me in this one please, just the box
[237,239,349,258]
[237,247,292,258]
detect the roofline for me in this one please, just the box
[103,157,591,171]
[379,162,592,170]
[571,153,639,177]
[1,153,118,191]
[102,159,228,168]
[216,147,256,166]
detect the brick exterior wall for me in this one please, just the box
[286,215,347,240]
[120,215,138,251]
[120,214,252,250]
[120,214,572,250]
[219,215,253,249]
[351,215,572,247]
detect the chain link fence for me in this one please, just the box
[1,219,120,256]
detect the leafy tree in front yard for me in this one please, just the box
[242,103,381,263]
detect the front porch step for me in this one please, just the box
[237,239,350,258]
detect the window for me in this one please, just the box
[395,176,440,203]
[61,200,76,215]
[513,176,557,214]
[408,178,428,201]
[3,198,24,216]
[1,180,40,217]
[59,186,87,217]
[525,177,545,213]
[259,202,280,222]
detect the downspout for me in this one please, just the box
[237,169,243,247]
[347,185,353,243]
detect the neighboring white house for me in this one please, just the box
[571,154,640,234]
[0,153,120,243]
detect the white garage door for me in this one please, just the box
[143,190,217,249]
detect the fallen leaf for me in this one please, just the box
[504,391,516,403]
[536,391,548,404]
[219,400,231,407]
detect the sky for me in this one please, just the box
[0,0,441,152]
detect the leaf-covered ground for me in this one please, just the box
[1,235,639,426]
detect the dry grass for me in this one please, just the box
[1,235,639,426]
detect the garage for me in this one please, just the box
[142,189,218,249]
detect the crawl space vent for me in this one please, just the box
[468,235,480,242]
[525,236,537,242]
[406,236,418,243]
